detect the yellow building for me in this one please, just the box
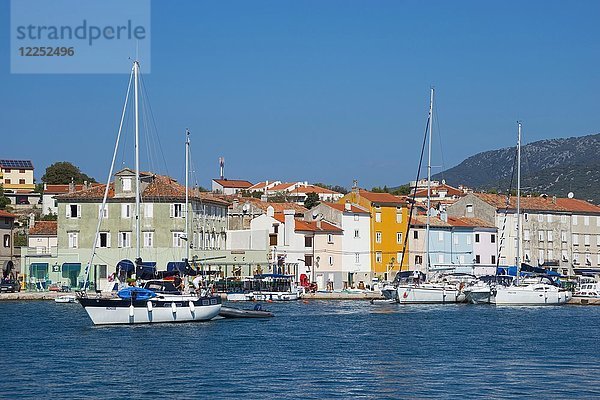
[340,189,410,280]
[0,160,35,191]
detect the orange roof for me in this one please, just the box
[358,190,407,205]
[297,185,340,195]
[44,184,101,194]
[475,193,600,214]
[232,197,307,213]
[0,210,16,218]
[322,202,369,214]
[411,216,495,229]
[414,183,464,198]
[29,221,57,236]
[212,179,253,189]
[271,213,342,232]
[269,182,297,191]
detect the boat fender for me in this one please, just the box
[189,301,195,313]
[129,304,135,317]
[146,301,153,312]
[403,291,408,299]
[171,302,177,314]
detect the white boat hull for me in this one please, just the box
[80,295,222,325]
[465,287,493,304]
[397,284,465,304]
[227,292,299,301]
[494,285,572,305]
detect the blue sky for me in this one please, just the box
[1,0,599,190]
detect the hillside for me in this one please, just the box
[431,133,600,203]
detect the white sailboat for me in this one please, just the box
[396,88,465,304]
[493,122,572,306]
[77,60,222,324]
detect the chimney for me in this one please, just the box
[29,213,35,229]
[68,178,75,193]
[440,211,448,222]
[552,195,557,204]
[345,200,351,211]
[266,206,275,217]
[219,157,225,180]
[260,195,268,203]
[284,209,295,246]
[317,219,322,229]
[83,180,88,189]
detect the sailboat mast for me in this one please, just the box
[134,61,141,261]
[425,87,434,274]
[516,121,522,285]
[185,129,190,261]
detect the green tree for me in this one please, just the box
[41,162,97,185]
[40,213,58,221]
[0,185,10,210]
[391,184,411,196]
[313,182,349,195]
[304,192,320,209]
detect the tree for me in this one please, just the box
[0,185,10,210]
[41,162,97,185]
[391,184,411,196]
[313,182,349,195]
[304,192,320,209]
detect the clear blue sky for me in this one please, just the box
[1,0,599,189]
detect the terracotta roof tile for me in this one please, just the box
[213,179,253,189]
[0,210,16,218]
[474,193,600,214]
[358,190,407,205]
[321,202,369,214]
[29,221,57,236]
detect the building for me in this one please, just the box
[28,220,58,255]
[41,183,95,216]
[211,179,253,195]
[21,169,232,290]
[248,181,344,204]
[228,197,307,230]
[0,209,18,275]
[447,193,600,275]
[411,180,469,204]
[408,214,497,276]
[304,202,372,287]
[0,159,35,191]
[340,189,410,280]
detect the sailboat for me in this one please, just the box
[492,122,572,306]
[395,88,465,304]
[77,60,222,324]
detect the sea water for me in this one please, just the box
[1,300,599,399]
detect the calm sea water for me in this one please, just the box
[1,300,599,399]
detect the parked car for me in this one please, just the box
[0,279,21,293]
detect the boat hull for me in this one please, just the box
[494,286,572,306]
[226,292,299,301]
[465,287,493,304]
[396,285,465,304]
[79,295,222,325]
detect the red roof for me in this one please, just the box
[358,190,407,205]
[231,197,307,213]
[0,210,16,218]
[475,193,600,213]
[212,179,253,189]
[269,182,297,191]
[29,221,57,236]
[322,202,369,214]
[297,185,340,195]
[271,213,342,233]
[413,183,464,198]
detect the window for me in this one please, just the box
[68,232,78,249]
[491,255,496,265]
[67,204,81,218]
[355,253,360,263]
[119,232,132,248]
[122,177,132,192]
[375,212,381,223]
[538,250,544,264]
[143,232,153,248]
[491,234,496,243]
[547,231,553,242]
[354,214,359,221]
[538,231,544,242]
[376,232,382,243]
[572,215,578,225]
[3,234,10,247]
[467,235,472,245]
[98,232,110,248]
[397,252,403,264]
[438,232,444,242]
[466,204,473,214]
[573,252,579,264]
[597,216,600,227]
[414,231,419,239]
[354,229,360,238]
[329,256,333,266]
[19,179,25,184]
[98,265,108,279]
[144,203,153,218]
[584,216,590,226]
[453,235,459,245]
[475,234,480,243]
[415,255,423,265]
[121,203,132,219]
[4,169,10,173]
[305,236,313,248]
[173,232,185,248]
[397,232,403,244]
[396,210,402,223]
[305,255,313,267]
[573,234,579,245]
[562,250,568,262]
[19,169,25,173]
[269,234,277,246]
[597,235,600,246]
[561,231,567,242]
[170,203,184,218]
[524,252,531,262]
[547,214,553,223]
[4,179,10,184]
[327,234,333,244]
[475,255,480,264]
[459,255,465,264]
[585,235,590,246]
[547,249,553,260]
[438,254,444,264]
[561,215,568,224]
[538,214,543,223]
[524,213,529,221]
[98,204,108,219]
[376,252,382,263]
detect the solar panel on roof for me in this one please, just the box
[0,160,33,169]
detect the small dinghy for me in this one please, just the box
[55,295,77,303]
[219,304,274,319]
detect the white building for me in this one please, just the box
[211,179,253,195]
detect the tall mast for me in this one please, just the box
[185,129,190,261]
[134,61,141,261]
[425,87,434,274]
[516,121,522,285]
